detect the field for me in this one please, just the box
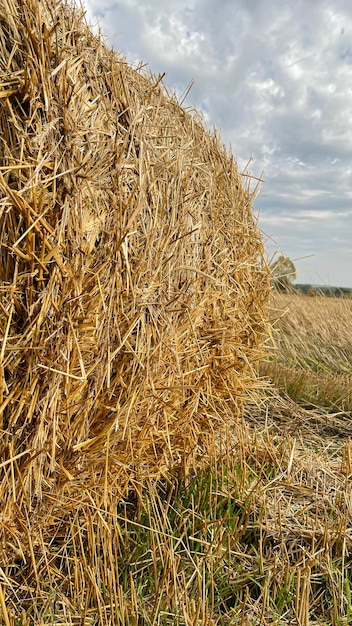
[5,292,351,625]
[261,292,352,414]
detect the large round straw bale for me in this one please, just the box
[0,0,270,501]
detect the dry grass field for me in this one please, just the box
[261,292,352,413]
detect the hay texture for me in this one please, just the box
[1,0,269,532]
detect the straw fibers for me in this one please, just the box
[0,0,270,615]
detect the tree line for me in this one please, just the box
[269,255,352,296]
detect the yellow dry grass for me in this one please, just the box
[261,293,352,412]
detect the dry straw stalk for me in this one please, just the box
[0,0,270,617]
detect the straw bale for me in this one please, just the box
[0,0,270,601]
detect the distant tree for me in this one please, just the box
[270,255,296,292]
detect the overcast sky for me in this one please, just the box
[85,0,352,287]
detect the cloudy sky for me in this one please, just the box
[84,0,352,287]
